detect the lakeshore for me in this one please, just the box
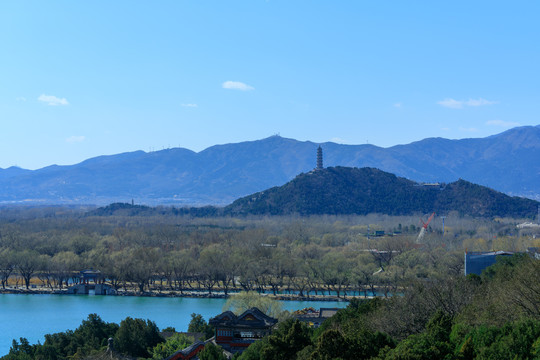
[0,285,361,302]
[0,293,348,356]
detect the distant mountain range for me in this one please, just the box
[1,125,539,205]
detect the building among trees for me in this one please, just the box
[464,251,514,275]
[292,307,339,328]
[165,341,207,360]
[209,308,278,354]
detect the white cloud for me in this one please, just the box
[437,98,464,109]
[38,94,69,106]
[466,98,497,107]
[437,98,496,109]
[222,81,254,91]
[181,103,198,108]
[66,135,85,143]
[393,102,402,108]
[16,97,26,102]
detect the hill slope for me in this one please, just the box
[224,167,539,217]
[0,125,539,205]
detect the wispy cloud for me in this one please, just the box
[16,97,27,102]
[466,98,497,107]
[486,120,520,127]
[393,102,402,108]
[437,98,463,109]
[181,103,198,108]
[222,81,254,91]
[437,98,496,109]
[38,94,69,106]
[66,135,85,143]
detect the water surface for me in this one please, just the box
[0,294,347,356]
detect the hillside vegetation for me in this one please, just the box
[225,167,539,218]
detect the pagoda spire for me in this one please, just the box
[316,146,323,170]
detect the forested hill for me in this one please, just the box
[224,167,539,217]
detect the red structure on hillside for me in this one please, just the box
[165,341,207,360]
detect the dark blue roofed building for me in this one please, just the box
[464,251,514,275]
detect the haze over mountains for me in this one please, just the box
[0,125,539,205]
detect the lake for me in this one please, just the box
[0,294,348,356]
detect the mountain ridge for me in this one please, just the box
[0,125,539,205]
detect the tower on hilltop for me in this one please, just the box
[316,146,323,170]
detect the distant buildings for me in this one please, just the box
[67,283,116,295]
[517,222,540,229]
[464,248,540,275]
[292,307,339,328]
[464,251,514,276]
[67,270,116,295]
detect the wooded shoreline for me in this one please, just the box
[0,286,353,302]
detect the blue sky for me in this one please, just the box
[1,1,539,169]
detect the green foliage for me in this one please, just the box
[114,317,163,358]
[237,338,269,360]
[188,313,214,340]
[315,298,382,337]
[451,319,540,360]
[260,320,312,360]
[481,253,527,279]
[383,311,453,360]
[71,313,119,351]
[151,333,193,360]
[458,255,540,327]
[3,338,35,360]
[3,314,118,360]
[294,344,315,360]
[310,329,347,360]
[238,320,311,360]
[198,343,227,360]
[309,299,394,360]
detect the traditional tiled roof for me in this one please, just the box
[319,308,339,318]
[165,340,208,360]
[209,307,278,329]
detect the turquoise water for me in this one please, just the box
[0,294,347,356]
